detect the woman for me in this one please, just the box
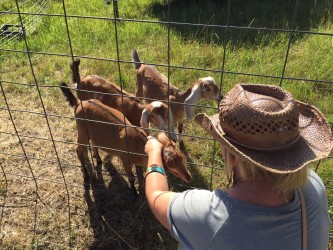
[144,84,332,250]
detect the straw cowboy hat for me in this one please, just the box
[195,84,333,173]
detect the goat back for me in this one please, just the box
[75,99,147,164]
[137,64,179,103]
[78,75,136,101]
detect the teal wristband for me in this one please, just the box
[145,164,166,179]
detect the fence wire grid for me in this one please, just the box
[1,0,333,249]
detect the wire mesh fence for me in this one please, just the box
[1,0,332,249]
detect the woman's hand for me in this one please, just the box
[145,135,163,156]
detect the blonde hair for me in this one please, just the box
[222,147,308,201]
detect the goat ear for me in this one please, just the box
[184,84,201,120]
[166,109,179,142]
[140,108,150,135]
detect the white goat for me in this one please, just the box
[132,49,222,141]
[70,59,178,141]
[60,82,192,196]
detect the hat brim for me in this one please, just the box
[195,101,333,173]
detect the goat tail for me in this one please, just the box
[60,82,78,108]
[70,59,81,83]
[131,49,142,70]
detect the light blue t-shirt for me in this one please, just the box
[168,170,331,250]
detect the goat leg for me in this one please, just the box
[76,145,90,180]
[76,131,95,180]
[124,164,138,198]
[92,145,102,165]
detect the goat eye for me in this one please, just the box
[204,85,211,91]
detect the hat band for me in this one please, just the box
[224,133,301,152]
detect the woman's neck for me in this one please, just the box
[227,179,292,207]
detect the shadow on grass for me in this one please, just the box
[149,0,332,47]
[82,155,178,250]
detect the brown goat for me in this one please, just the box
[132,49,222,141]
[60,82,192,196]
[70,59,178,141]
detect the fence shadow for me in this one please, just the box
[82,155,176,249]
[149,0,332,46]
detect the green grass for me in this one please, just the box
[1,0,333,249]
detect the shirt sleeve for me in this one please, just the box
[167,189,229,248]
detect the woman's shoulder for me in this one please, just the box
[305,169,328,204]
[307,169,325,186]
